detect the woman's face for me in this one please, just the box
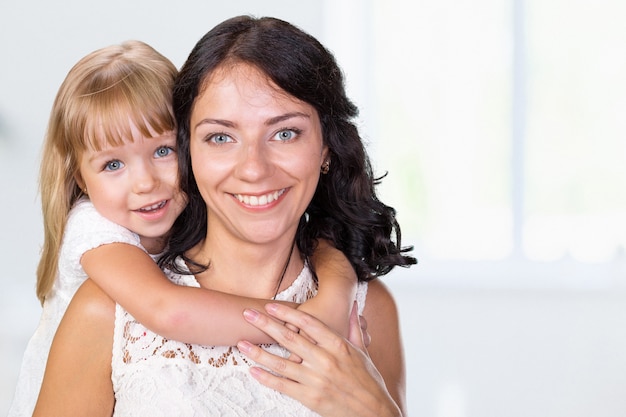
[189,63,327,245]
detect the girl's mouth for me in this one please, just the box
[137,200,167,212]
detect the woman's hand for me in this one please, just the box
[236,302,402,417]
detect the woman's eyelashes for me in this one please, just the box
[206,132,234,145]
[204,128,303,145]
[272,128,301,142]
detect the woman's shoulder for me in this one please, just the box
[361,278,405,413]
[35,278,116,416]
[67,279,116,325]
[364,279,398,313]
[362,279,401,339]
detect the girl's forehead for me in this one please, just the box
[84,118,174,152]
[83,121,132,151]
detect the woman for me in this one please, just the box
[35,15,415,416]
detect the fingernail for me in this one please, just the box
[265,303,278,313]
[243,308,260,322]
[237,340,252,353]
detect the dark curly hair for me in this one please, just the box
[160,15,416,281]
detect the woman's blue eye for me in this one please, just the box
[104,160,123,171]
[209,133,232,144]
[155,146,174,158]
[274,129,299,141]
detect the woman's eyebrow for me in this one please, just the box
[194,112,310,130]
[265,112,310,126]
[194,118,236,129]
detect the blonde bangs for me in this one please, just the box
[77,73,176,150]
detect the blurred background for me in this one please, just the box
[1,0,626,416]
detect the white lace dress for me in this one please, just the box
[8,198,143,417]
[112,261,368,417]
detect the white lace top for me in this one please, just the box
[112,261,368,417]
[8,199,142,417]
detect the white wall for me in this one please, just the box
[392,267,626,417]
[2,1,626,417]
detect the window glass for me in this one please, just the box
[371,0,514,261]
[524,0,626,262]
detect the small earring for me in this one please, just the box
[321,160,330,174]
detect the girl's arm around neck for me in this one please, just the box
[81,243,297,346]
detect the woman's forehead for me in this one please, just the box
[195,63,308,114]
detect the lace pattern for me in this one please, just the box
[112,263,368,417]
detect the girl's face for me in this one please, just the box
[189,63,327,246]
[78,126,187,253]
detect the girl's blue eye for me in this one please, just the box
[104,160,124,171]
[274,129,299,141]
[155,146,174,158]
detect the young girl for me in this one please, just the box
[9,40,356,417]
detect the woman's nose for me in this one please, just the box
[234,141,274,182]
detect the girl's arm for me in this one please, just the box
[33,279,115,417]
[81,243,297,345]
[297,240,357,338]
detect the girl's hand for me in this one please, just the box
[236,302,401,417]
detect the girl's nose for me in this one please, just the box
[132,164,158,193]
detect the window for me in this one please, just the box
[523,0,626,264]
[324,0,626,286]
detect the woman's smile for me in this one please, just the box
[232,188,288,207]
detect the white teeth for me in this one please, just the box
[139,200,166,212]
[235,189,285,206]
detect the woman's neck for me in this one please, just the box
[140,235,168,255]
[187,232,303,299]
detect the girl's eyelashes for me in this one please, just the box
[103,159,124,172]
[154,145,176,158]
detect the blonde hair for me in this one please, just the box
[36,40,177,303]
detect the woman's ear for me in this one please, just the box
[320,147,331,175]
[321,146,329,162]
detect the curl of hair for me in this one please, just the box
[161,16,416,280]
[37,41,177,303]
